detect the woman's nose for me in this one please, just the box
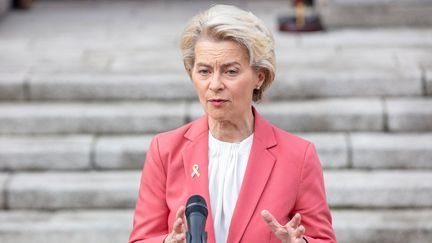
[209,74,224,91]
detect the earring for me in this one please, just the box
[256,86,261,90]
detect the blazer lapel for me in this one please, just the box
[227,108,277,243]
[182,115,216,243]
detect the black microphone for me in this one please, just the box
[185,195,208,243]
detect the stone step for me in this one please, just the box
[332,209,432,243]
[93,135,152,170]
[2,133,431,171]
[275,28,432,48]
[0,66,425,101]
[0,73,26,100]
[0,209,431,243]
[0,98,430,135]
[4,171,141,210]
[325,170,432,209]
[0,101,187,135]
[269,68,423,99]
[2,170,432,210]
[351,133,432,169]
[0,210,133,243]
[386,98,432,132]
[318,0,432,27]
[0,135,94,171]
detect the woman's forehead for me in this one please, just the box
[194,40,249,64]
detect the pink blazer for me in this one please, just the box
[129,109,336,243]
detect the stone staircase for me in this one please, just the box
[0,1,432,243]
[318,0,432,27]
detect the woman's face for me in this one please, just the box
[191,39,264,123]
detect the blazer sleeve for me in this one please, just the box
[294,143,337,243]
[129,136,170,243]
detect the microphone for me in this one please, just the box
[185,195,208,243]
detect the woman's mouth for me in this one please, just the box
[208,99,227,106]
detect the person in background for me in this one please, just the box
[129,4,336,243]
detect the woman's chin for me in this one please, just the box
[206,110,228,121]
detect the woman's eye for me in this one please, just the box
[226,69,238,75]
[198,69,210,75]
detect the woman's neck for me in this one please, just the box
[208,111,254,143]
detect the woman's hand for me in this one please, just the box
[164,206,187,243]
[261,210,306,243]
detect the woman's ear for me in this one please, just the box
[256,69,266,87]
[187,67,193,79]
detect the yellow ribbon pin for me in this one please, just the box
[191,164,200,178]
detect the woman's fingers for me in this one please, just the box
[295,225,305,238]
[262,210,307,243]
[174,206,186,233]
[181,209,188,231]
[167,218,186,243]
[173,218,184,233]
[288,213,301,229]
[164,206,188,243]
[174,232,186,241]
[261,210,282,232]
[176,206,185,220]
[166,218,186,243]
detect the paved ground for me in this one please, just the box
[0,1,432,243]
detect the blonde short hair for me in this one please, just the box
[180,4,276,102]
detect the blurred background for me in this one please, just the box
[0,0,431,242]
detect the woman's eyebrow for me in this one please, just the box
[195,61,241,68]
[221,62,241,68]
[195,62,212,68]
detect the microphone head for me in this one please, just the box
[186,195,208,218]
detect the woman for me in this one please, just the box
[129,4,336,243]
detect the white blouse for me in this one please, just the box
[208,131,254,243]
